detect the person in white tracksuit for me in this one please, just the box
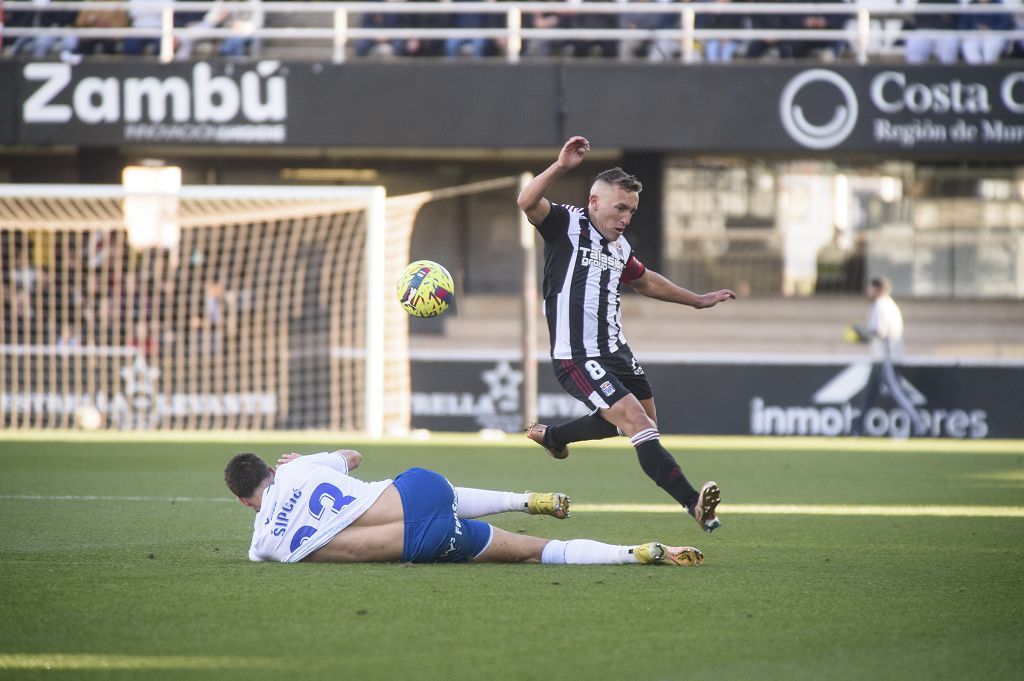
[854,276,926,437]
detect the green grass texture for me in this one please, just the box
[1,434,1022,681]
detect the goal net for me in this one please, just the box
[0,184,404,434]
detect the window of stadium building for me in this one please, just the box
[661,159,1024,300]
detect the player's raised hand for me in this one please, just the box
[557,136,590,171]
[277,452,302,465]
[699,289,737,308]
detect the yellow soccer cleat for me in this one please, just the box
[632,542,704,567]
[527,492,570,519]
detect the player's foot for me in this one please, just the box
[691,481,721,533]
[631,542,704,567]
[527,492,570,519]
[526,422,569,460]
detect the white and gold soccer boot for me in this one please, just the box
[631,542,704,567]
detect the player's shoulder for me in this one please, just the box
[561,203,588,221]
[536,201,574,239]
[554,203,587,233]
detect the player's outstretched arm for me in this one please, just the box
[628,269,736,309]
[517,135,590,226]
[276,449,362,471]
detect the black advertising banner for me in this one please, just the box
[560,63,1024,155]
[411,358,1024,439]
[0,63,15,145]
[7,61,1023,155]
[11,61,560,148]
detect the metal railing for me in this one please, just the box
[2,1,1023,64]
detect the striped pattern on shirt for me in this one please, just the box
[536,203,646,360]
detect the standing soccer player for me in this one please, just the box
[517,135,736,533]
[852,275,926,437]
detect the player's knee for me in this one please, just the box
[622,407,656,436]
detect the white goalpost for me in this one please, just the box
[0,183,393,435]
[0,176,530,435]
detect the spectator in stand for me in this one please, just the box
[784,0,845,60]
[403,0,445,57]
[5,0,78,58]
[744,0,792,59]
[175,0,264,60]
[65,3,130,57]
[1015,9,1024,59]
[129,321,159,358]
[569,0,618,58]
[698,0,745,63]
[523,0,570,57]
[445,0,492,58]
[620,0,678,61]
[904,0,961,64]
[960,0,1013,64]
[355,0,406,57]
[356,0,442,58]
[122,0,164,56]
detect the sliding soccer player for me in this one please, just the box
[225,450,703,567]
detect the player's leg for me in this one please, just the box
[880,360,927,436]
[527,413,618,459]
[853,362,883,436]
[639,396,657,424]
[472,527,703,567]
[601,394,721,533]
[526,354,635,458]
[454,487,570,520]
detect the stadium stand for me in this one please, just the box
[2,1,1024,63]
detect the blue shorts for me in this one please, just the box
[392,468,493,563]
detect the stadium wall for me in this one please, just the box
[2,61,1023,156]
[410,356,1024,439]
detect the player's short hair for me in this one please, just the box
[224,452,271,499]
[869,275,892,294]
[594,168,643,194]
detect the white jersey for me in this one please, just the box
[868,295,905,361]
[248,452,392,563]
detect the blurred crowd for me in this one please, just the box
[2,229,228,357]
[2,0,1023,64]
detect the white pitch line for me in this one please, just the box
[575,503,1024,518]
[0,494,232,503]
[0,654,281,671]
[1,495,1023,518]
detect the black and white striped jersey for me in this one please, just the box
[536,203,647,360]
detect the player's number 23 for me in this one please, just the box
[289,483,357,552]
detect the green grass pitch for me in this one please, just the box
[1,433,1022,681]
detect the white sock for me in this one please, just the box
[540,539,637,565]
[454,487,529,519]
[630,428,660,447]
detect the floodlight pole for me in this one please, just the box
[519,173,538,430]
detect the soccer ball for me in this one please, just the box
[396,260,455,318]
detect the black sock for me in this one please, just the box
[634,439,699,512]
[545,414,619,449]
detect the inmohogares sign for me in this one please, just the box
[19,61,287,144]
[411,357,1024,439]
